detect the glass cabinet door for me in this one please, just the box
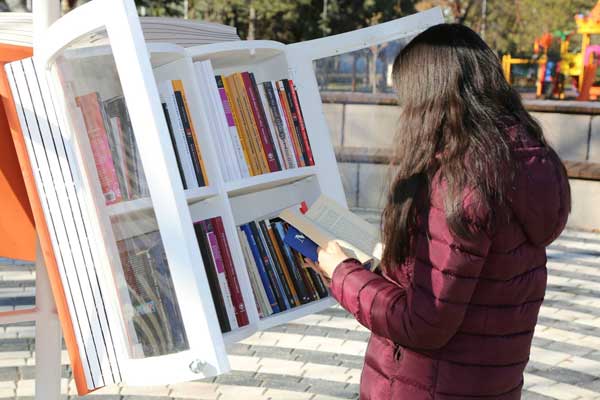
[36,0,228,388]
[283,8,444,206]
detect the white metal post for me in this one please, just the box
[34,238,62,400]
[32,3,63,399]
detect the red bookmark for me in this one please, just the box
[300,201,309,214]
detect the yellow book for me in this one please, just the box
[267,225,299,307]
[222,75,256,176]
[232,73,270,174]
[226,75,261,176]
[171,80,209,186]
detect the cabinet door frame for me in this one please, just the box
[283,7,444,206]
[35,0,230,387]
[286,7,444,61]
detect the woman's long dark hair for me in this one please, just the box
[381,23,545,270]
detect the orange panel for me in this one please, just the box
[0,43,92,395]
[0,46,35,261]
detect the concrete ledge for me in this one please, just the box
[334,147,600,230]
[320,92,600,115]
[334,146,600,181]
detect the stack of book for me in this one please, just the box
[193,216,249,333]
[158,79,209,189]
[76,93,150,205]
[238,219,328,319]
[0,13,239,48]
[193,60,315,182]
[117,230,189,358]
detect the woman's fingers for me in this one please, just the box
[303,257,332,287]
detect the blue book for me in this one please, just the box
[283,225,319,262]
[240,224,281,313]
[249,221,290,310]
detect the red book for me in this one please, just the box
[276,82,304,167]
[75,92,123,205]
[241,72,279,172]
[288,80,314,166]
[211,217,249,327]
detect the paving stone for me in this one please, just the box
[301,377,359,399]
[169,381,219,399]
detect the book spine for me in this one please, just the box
[238,229,272,317]
[282,79,309,166]
[223,76,259,176]
[272,221,313,304]
[248,221,289,310]
[194,65,231,182]
[295,249,329,299]
[261,220,299,306]
[247,73,280,172]
[257,84,286,170]
[108,116,130,199]
[205,222,239,330]
[216,75,250,178]
[158,81,195,189]
[268,82,298,169]
[75,92,123,205]
[234,73,270,174]
[161,103,187,190]
[257,220,296,308]
[276,81,305,167]
[101,100,128,200]
[291,247,319,301]
[240,224,281,313]
[212,217,249,327]
[172,80,209,186]
[104,97,142,198]
[266,221,310,304]
[288,79,314,166]
[193,222,231,333]
[201,63,238,182]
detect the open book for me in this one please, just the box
[279,195,383,271]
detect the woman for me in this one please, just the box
[306,24,571,399]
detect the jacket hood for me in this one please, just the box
[506,125,571,247]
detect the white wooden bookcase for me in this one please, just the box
[14,0,443,393]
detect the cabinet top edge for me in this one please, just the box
[185,40,286,59]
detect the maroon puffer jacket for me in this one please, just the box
[330,125,571,400]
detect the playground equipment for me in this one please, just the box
[502,0,600,100]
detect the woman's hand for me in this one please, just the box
[304,241,350,285]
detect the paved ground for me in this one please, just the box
[1,228,600,399]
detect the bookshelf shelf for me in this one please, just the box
[185,186,219,203]
[107,186,218,216]
[187,40,285,69]
[225,167,317,197]
[257,297,336,331]
[222,324,256,345]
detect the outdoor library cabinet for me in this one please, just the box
[6,0,442,393]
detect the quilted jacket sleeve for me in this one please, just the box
[330,189,491,351]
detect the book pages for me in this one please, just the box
[280,195,383,266]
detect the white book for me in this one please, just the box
[257,84,286,170]
[192,62,231,181]
[207,230,239,330]
[202,62,242,181]
[271,81,298,169]
[158,80,198,189]
[237,230,267,318]
[194,61,243,181]
[238,229,273,317]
